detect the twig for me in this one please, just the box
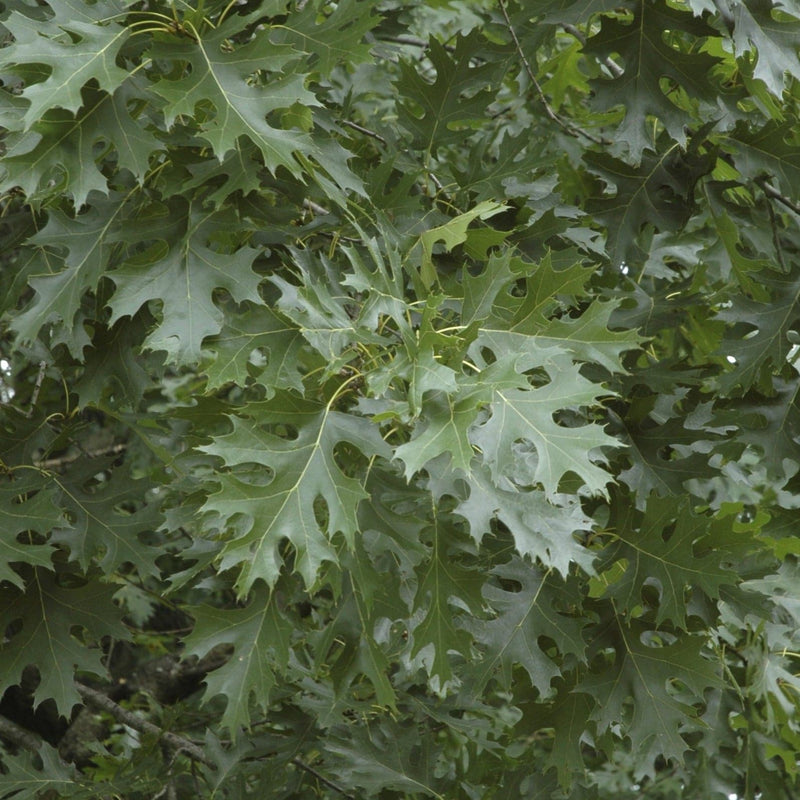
[3,700,351,798]
[340,119,387,145]
[0,713,43,753]
[26,360,47,418]
[428,171,445,194]
[378,34,455,52]
[757,178,800,215]
[291,756,356,799]
[74,682,214,768]
[302,198,331,216]
[498,0,610,146]
[33,442,127,471]
[561,23,624,78]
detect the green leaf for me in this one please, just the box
[0,82,160,207]
[75,316,159,408]
[583,148,697,265]
[0,745,77,800]
[598,494,738,628]
[200,397,391,594]
[49,462,163,578]
[312,569,398,710]
[578,620,724,774]
[584,2,722,157]
[467,557,586,696]
[270,0,378,77]
[453,132,553,202]
[396,32,498,156]
[0,475,60,590]
[0,9,130,129]
[0,572,127,714]
[471,252,641,372]
[183,583,292,732]
[107,200,263,364]
[716,264,800,392]
[471,354,617,498]
[149,16,316,177]
[328,721,444,798]
[10,198,125,351]
[730,0,800,96]
[535,688,595,788]
[618,400,729,499]
[201,303,305,392]
[456,464,595,575]
[722,119,800,201]
[410,516,485,684]
[394,357,523,477]
[3,0,800,795]
[414,199,507,289]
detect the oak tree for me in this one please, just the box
[1,1,800,798]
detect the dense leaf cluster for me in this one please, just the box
[1,0,800,798]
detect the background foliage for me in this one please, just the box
[1,0,800,797]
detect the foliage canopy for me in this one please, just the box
[1,0,800,798]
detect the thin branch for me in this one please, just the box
[74,682,349,797]
[757,178,800,215]
[498,0,610,146]
[5,690,353,798]
[26,360,47,418]
[380,34,427,48]
[561,23,624,78]
[428,170,445,194]
[378,34,455,52]
[302,198,331,216]
[0,713,43,753]
[74,682,214,769]
[34,442,127,471]
[291,756,356,799]
[340,119,387,145]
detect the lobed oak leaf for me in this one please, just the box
[0,572,128,714]
[199,398,391,595]
[183,583,292,733]
[149,17,317,177]
[598,494,737,628]
[107,200,263,364]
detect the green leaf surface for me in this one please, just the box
[270,0,378,77]
[0,745,77,800]
[202,303,305,392]
[200,398,391,594]
[456,464,595,574]
[0,81,160,207]
[471,355,617,498]
[328,722,444,798]
[49,463,163,578]
[107,201,263,363]
[10,199,125,349]
[584,2,722,157]
[467,558,586,696]
[183,584,292,732]
[3,0,800,795]
[0,11,130,129]
[0,476,60,589]
[0,572,127,713]
[730,0,800,96]
[410,517,485,684]
[579,621,724,773]
[149,18,316,176]
[396,32,498,155]
[599,494,737,627]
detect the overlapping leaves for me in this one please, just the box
[2,0,800,798]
